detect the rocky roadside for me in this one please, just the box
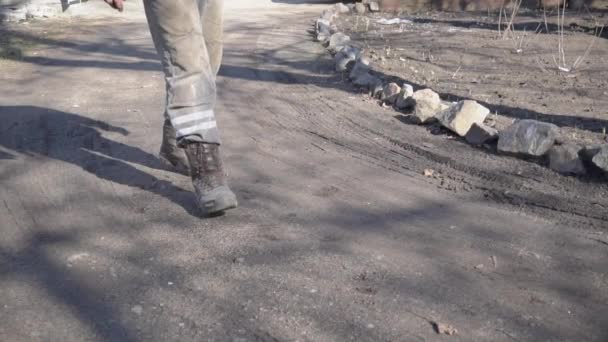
[314,1,608,178]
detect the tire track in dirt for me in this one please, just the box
[227,3,608,229]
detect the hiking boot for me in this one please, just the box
[184,142,238,216]
[159,119,189,175]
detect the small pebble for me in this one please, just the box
[131,305,143,315]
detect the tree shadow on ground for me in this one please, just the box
[1,15,607,341]
[0,105,199,216]
[0,232,138,342]
[0,22,160,71]
[218,61,608,135]
[216,19,608,135]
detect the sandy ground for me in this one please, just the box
[1,1,607,341]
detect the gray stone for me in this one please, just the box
[334,3,350,14]
[584,145,608,172]
[369,1,380,12]
[382,83,401,104]
[465,122,499,145]
[327,33,351,54]
[316,19,332,33]
[497,120,559,156]
[355,2,366,14]
[395,84,414,109]
[436,100,490,137]
[411,89,441,124]
[349,59,370,81]
[580,145,602,162]
[334,46,360,72]
[315,19,334,42]
[548,144,586,175]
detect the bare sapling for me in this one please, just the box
[551,2,604,73]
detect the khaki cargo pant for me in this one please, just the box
[144,0,223,144]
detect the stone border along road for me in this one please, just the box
[315,2,608,178]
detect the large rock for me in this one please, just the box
[548,144,586,175]
[382,82,401,104]
[497,120,559,156]
[369,1,380,11]
[327,33,351,54]
[436,100,489,137]
[355,2,367,14]
[465,122,498,145]
[349,59,371,81]
[411,89,441,124]
[334,46,360,72]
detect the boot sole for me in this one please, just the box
[196,186,238,216]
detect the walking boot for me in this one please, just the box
[184,142,238,216]
[159,119,189,175]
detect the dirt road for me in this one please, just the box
[1,1,607,341]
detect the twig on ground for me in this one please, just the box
[452,65,461,79]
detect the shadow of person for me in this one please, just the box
[0,105,200,217]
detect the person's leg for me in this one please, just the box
[144,0,220,144]
[157,0,223,174]
[144,0,236,215]
[199,0,224,76]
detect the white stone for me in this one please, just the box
[436,100,490,137]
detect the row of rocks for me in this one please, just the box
[313,3,608,177]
